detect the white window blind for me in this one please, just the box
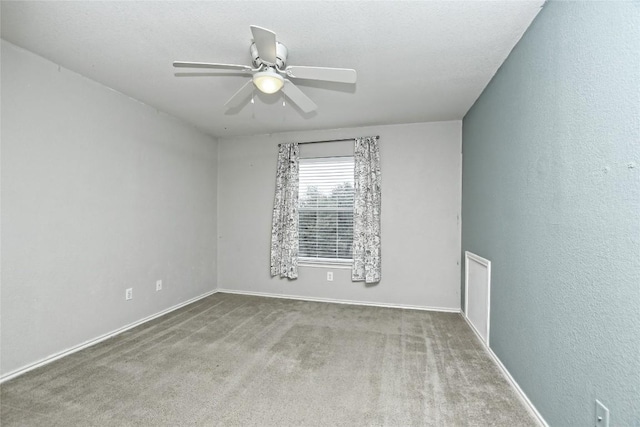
[299,156,354,262]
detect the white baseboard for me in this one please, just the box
[217,288,460,313]
[461,313,548,427]
[0,289,219,384]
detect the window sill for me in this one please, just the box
[298,259,352,270]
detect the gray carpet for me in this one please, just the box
[1,293,537,426]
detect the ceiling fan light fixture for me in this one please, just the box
[253,69,284,94]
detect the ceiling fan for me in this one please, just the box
[173,26,357,113]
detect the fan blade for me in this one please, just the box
[173,61,252,72]
[224,80,254,109]
[284,66,357,84]
[283,79,317,113]
[250,25,277,64]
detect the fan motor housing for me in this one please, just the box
[251,42,287,69]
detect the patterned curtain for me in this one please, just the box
[352,136,381,283]
[270,143,300,279]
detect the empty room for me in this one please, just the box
[1,1,638,426]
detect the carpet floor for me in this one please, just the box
[1,293,537,426]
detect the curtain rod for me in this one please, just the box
[278,135,379,146]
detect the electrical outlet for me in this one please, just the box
[156,280,162,291]
[125,288,133,300]
[595,400,609,427]
[327,272,334,281]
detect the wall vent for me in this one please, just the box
[464,251,491,345]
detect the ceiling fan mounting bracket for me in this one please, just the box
[250,42,288,69]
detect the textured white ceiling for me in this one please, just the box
[1,1,543,138]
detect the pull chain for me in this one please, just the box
[251,88,255,119]
[282,94,286,123]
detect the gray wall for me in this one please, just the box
[461,2,639,425]
[1,41,219,376]
[218,121,462,310]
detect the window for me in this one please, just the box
[298,157,354,263]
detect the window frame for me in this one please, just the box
[298,155,355,267]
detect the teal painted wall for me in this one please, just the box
[462,1,639,426]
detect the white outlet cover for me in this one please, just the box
[125,288,133,300]
[327,272,333,281]
[156,280,162,291]
[595,399,610,427]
